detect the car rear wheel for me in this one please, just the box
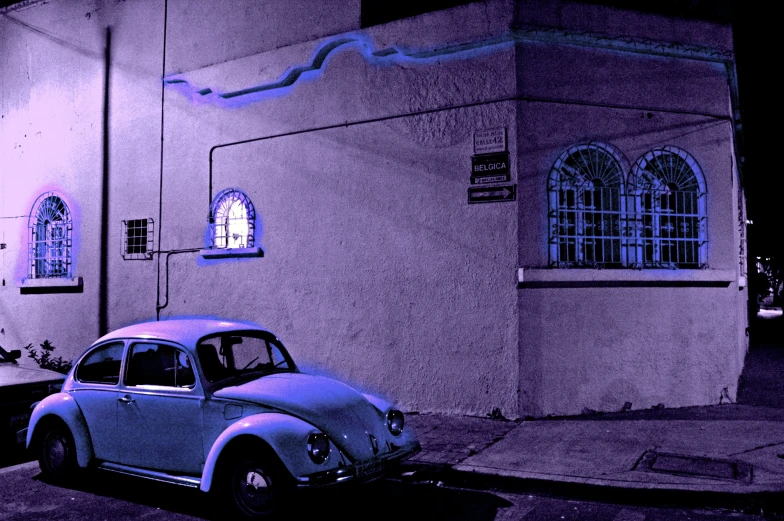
[38,421,78,482]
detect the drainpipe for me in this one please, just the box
[99,26,111,336]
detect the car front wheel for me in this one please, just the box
[225,456,287,519]
[38,421,78,482]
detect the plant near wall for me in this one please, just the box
[23,340,73,374]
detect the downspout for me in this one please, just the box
[98,27,111,336]
[155,0,169,320]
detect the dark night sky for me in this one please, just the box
[0,0,775,256]
[731,3,775,260]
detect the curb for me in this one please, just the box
[398,462,784,515]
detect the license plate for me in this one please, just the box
[357,460,383,478]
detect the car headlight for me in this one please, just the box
[387,409,404,436]
[307,433,330,464]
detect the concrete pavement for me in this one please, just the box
[404,403,784,511]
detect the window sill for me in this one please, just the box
[517,268,736,288]
[19,276,84,294]
[199,246,264,259]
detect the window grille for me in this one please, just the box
[548,143,626,268]
[627,147,707,268]
[210,188,255,249]
[28,192,72,279]
[122,218,154,260]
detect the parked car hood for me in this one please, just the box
[214,372,386,461]
[0,364,66,387]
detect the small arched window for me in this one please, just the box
[28,192,73,279]
[210,188,255,249]
[548,143,627,268]
[627,147,707,268]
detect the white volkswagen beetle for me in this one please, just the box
[26,319,419,519]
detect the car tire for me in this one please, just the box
[220,453,289,520]
[38,421,79,482]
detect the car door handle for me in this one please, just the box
[118,395,135,404]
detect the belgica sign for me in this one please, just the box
[471,152,510,184]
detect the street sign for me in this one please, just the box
[468,184,516,204]
[474,128,507,154]
[471,152,510,184]
[471,174,509,185]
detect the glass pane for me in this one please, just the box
[197,333,294,384]
[77,342,124,385]
[175,350,195,387]
[270,341,290,369]
[127,343,193,388]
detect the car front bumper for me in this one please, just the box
[295,440,421,488]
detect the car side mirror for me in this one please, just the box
[8,350,21,360]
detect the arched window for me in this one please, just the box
[210,188,255,249]
[627,147,707,268]
[548,143,626,267]
[28,192,73,279]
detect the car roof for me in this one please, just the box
[93,318,272,351]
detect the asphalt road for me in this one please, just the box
[0,460,772,521]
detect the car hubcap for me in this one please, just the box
[46,434,67,470]
[236,466,274,514]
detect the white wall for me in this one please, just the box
[0,0,745,418]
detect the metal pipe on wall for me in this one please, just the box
[99,26,111,336]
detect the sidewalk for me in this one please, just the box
[404,404,784,502]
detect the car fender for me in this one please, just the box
[362,393,393,415]
[201,412,337,493]
[362,393,418,447]
[26,393,94,468]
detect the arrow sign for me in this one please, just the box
[468,184,516,204]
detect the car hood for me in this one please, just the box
[0,364,66,387]
[214,372,387,462]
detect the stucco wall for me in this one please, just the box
[113,1,521,416]
[158,113,520,416]
[1,0,108,359]
[0,0,746,418]
[165,0,361,75]
[515,93,745,417]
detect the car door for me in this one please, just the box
[70,341,126,462]
[115,341,204,475]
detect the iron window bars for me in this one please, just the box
[548,143,626,268]
[122,218,154,260]
[548,144,707,269]
[28,192,72,279]
[627,147,707,269]
[210,188,255,249]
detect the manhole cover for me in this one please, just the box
[635,451,753,483]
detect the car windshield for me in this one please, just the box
[196,331,296,385]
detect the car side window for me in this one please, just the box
[76,342,125,385]
[269,341,289,369]
[125,343,195,388]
